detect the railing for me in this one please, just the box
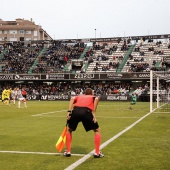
[117,43,136,73]
[28,48,47,74]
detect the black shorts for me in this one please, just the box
[68,107,99,132]
[4,98,9,101]
[23,95,26,98]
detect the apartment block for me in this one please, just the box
[0,18,53,42]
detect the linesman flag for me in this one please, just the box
[55,125,68,152]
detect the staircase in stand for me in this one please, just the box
[116,43,136,73]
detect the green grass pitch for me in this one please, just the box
[0,101,169,170]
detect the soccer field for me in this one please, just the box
[0,101,169,170]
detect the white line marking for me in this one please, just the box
[39,115,139,119]
[40,115,66,118]
[32,110,67,116]
[0,150,85,157]
[97,116,139,119]
[64,111,153,170]
[154,112,170,114]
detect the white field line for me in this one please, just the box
[98,104,139,106]
[0,150,85,157]
[35,114,139,119]
[32,110,67,116]
[153,103,170,114]
[32,110,139,119]
[97,116,139,119]
[154,112,170,114]
[40,115,66,118]
[64,110,154,170]
[99,105,126,106]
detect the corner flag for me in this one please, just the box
[55,125,68,152]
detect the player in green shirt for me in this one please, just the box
[131,93,137,105]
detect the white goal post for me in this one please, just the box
[150,70,170,113]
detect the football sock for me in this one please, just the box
[94,133,101,155]
[66,132,72,153]
[18,101,21,108]
[6,100,9,105]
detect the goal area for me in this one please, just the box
[150,70,170,113]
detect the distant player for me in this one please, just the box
[11,88,17,105]
[2,87,10,106]
[22,88,27,99]
[6,87,12,106]
[2,87,7,105]
[131,93,137,105]
[16,88,27,108]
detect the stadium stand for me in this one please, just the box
[0,37,170,102]
[123,40,170,72]
[0,42,43,74]
[36,42,86,73]
[117,43,136,73]
[28,47,47,74]
[0,37,170,74]
[86,40,135,73]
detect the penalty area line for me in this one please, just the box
[64,111,153,170]
[0,150,85,157]
[32,110,67,116]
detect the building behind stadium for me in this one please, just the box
[0,18,52,42]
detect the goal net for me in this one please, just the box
[150,70,170,113]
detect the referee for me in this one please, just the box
[64,88,104,158]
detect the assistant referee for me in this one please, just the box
[64,88,104,158]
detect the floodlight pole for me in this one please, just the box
[95,29,96,42]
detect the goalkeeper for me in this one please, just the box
[131,93,137,105]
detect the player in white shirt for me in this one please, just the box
[11,88,17,105]
[16,88,27,108]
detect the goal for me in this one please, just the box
[150,70,170,113]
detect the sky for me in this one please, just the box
[1,0,170,40]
